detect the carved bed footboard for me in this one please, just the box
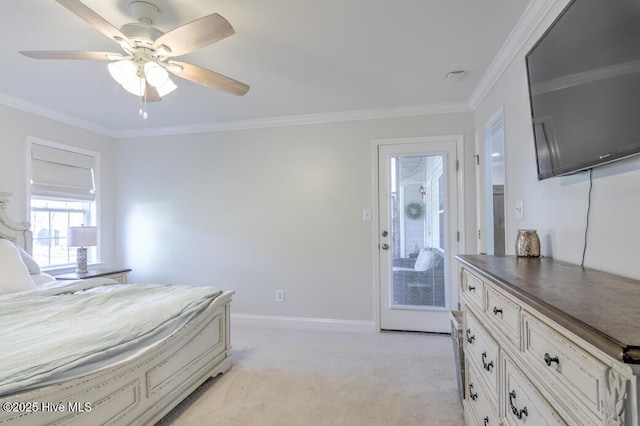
[0,290,233,425]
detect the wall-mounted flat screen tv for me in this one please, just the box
[525,0,640,180]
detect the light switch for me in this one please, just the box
[515,200,524,220]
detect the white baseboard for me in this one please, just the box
[231,314,377,333]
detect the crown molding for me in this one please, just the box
[468,0,560,109]
[0,91,472,139]
[114,101,473,138]
[0,93,116,138]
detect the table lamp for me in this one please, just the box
[67,225,97,273]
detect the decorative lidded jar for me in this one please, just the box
[515,229,540,257]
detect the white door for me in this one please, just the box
[377,138,461,333]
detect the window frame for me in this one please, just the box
[26,137,100,272]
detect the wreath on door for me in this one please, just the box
[405,202,424,220]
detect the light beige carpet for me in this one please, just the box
[157,324,465,425]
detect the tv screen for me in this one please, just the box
[525,0,640,180]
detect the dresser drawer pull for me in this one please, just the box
[468,285,476,292]
[492,307,503,316]
[482,351,494,371]
[544,352,560,367]
[508,390,528,420]
[466,328,475,344]
[469,383,478,401]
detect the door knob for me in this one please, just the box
[381,231,388,237]
[381,243,389,250]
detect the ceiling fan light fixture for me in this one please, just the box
[122,75,146,96]
[22,0,250,117]
[108,60,137,85]
[155,78,177,97]
[143,61,169,87]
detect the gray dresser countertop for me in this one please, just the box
[456,255,640,364]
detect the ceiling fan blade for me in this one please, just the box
[167,61,249,96]
[153,13,235,58]
[20,51,124,60]
[55,0,131,47]
[145,82,162,102]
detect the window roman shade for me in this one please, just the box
[31,143,96,201]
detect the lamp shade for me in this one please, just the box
[67,226,97,247]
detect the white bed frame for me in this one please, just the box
[0,192,234,425]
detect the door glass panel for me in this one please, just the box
[390,154,446,308]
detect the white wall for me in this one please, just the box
[116,113,476,322]
[0,104,119,267]
[475,0,640,280]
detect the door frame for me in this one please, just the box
[371,135,465,332]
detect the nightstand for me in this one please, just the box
[54,267,132,284]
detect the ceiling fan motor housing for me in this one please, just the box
[121,23,164,47]
[121,1,164,47]
[129,1,161,25]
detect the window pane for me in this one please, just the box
[391,154,446,308]
[31,210,50,266]
[30,198,94,268]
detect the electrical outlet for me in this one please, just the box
[275,289,284,303]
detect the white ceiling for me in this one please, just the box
[0,0,530,137]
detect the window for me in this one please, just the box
[31,199,93,268]
[28,139,98,269]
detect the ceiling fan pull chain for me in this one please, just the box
[138,80,143,118]
[138,78,148,119]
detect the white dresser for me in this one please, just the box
[457,255,640,426]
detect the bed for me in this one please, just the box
[0,192,234,425]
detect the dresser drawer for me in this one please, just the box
[523,311,607,420]
[461,269,484,310]
[465,310,499,397]
[465,359,500,426]
[503,353,567,425]
[485,286,521,349]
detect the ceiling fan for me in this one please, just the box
[20,0,249,117]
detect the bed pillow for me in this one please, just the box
[14,243,41,274]
[0,239,36,294]
[414,248,434,271]
[31,273,57,286]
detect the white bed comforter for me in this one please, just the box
[0,278,222,396]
